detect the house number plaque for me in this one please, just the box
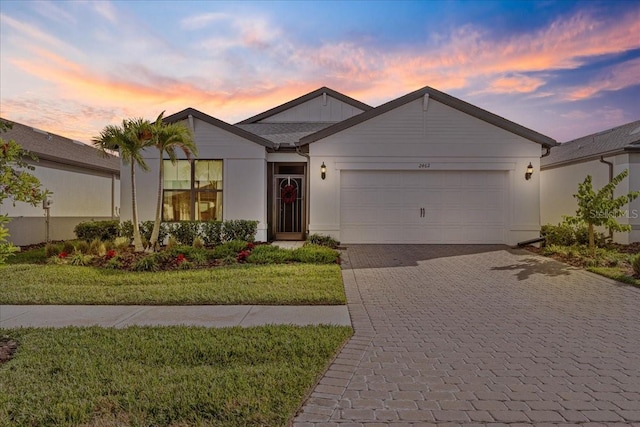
[418,163,431,169]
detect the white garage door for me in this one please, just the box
[340,170,508,244]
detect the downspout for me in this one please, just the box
[600,155,614,240]
[295,143,311,238]
[541,146,551,158]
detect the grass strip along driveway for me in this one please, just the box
[0,325,352,426]
[0,263,345,305]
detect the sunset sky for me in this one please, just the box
[1,0,639,144]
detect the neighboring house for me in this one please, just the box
[122,85,556,245]
[0,119,120,246]
[541,120,640,244]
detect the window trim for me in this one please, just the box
[162,159,223,222]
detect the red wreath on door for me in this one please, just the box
[281,184,297,204]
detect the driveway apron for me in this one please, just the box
[294,245,640,426]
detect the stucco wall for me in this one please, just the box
[2,159,119,246]
[308,97,544,245]
[541,153,638,244]
[120,117,268,241]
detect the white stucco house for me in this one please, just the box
[122,86,557,245]
[541,120,640,244]
[0,119,120,246]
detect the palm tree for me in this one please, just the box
[149,112,197,250]
[93,118,153,252]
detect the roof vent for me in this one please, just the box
[630,126,640,135]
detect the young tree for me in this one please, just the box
[148,112,197,250]
[0,120,48,263]
[568,169,640,256]
[93,118,153,252]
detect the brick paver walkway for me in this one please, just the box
[294,245,640,426]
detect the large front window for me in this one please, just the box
[163,160,223,221]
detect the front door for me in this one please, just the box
[274,174,305,240]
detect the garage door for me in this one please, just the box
[340,170,507,243]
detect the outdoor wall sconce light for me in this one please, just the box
[525,162,534,180]
[321,162,327,180]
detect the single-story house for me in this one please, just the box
[122,85,557,245]
[0,119,120,246]
[541,120,640,244]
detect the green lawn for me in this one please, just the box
[0,264,346,305]
[588,266,640,287]
[0,325,352,426]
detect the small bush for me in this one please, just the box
[88,239,106,256]
[74,220,120,241]
[222,220,258,242]
[247,245,294,264]
[62,241,76,254]
[68,252,94,266]
[44,243,61,258]
[104,257,123,270]
[165,245,208,265]
[542,219,605,247]
[114,237,130,251]
[221,255,237,265]
[75,241,90,254]
[119,220,134,240]
[292,245,339,264]
[306,234,340,249]
[133,255,159,272]
[193,237,204,250]
[202,221,223,246]
[632,254,640,276]
[169,221,201,245]
[138,221,170,245]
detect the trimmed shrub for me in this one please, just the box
[119,220,134,240]
[139,221,170,245]
[169,221,201,245]
[74,240,90,254]
[201,221,223,246]
[306,233,339,249]
[541,220,604,246]
[221,220,258,242]
[247,245,294,264]
[74,220,120,241]
[292,244,339,264]
[211,240,247,259]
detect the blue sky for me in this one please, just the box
[1,0,639,143]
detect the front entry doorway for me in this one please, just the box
[271,163,306,240]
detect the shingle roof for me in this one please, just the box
[237,87,373,124]
[236,122,336,146]
[541,120,640,168]
[0,118,119,174]
[299,85,558,147]
[163,108,274,148]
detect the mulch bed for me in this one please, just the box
[526,245,639,278]
[0,337,18,365]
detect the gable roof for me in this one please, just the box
[236,122,336,146]
[542,120,640,168]
[0,118,119,174]
[237,87,373,124]
[164,108,274,148]
[299,85,558,147]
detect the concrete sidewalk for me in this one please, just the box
[0,305,351,328]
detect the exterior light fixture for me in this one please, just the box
[525,162,534,180]
[321,162,327,180]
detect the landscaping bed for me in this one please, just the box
[527,243,639,287]
[0,326,353,426]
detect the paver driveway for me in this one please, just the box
[294,245,640,426]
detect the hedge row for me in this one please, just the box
[74,220,258,245]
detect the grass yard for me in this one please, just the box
[0,325,353,427]
[0,263,346,305]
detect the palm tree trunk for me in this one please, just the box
[150,155,163,250]
[131,163,144,252]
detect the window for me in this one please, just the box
[163,160,223,221]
